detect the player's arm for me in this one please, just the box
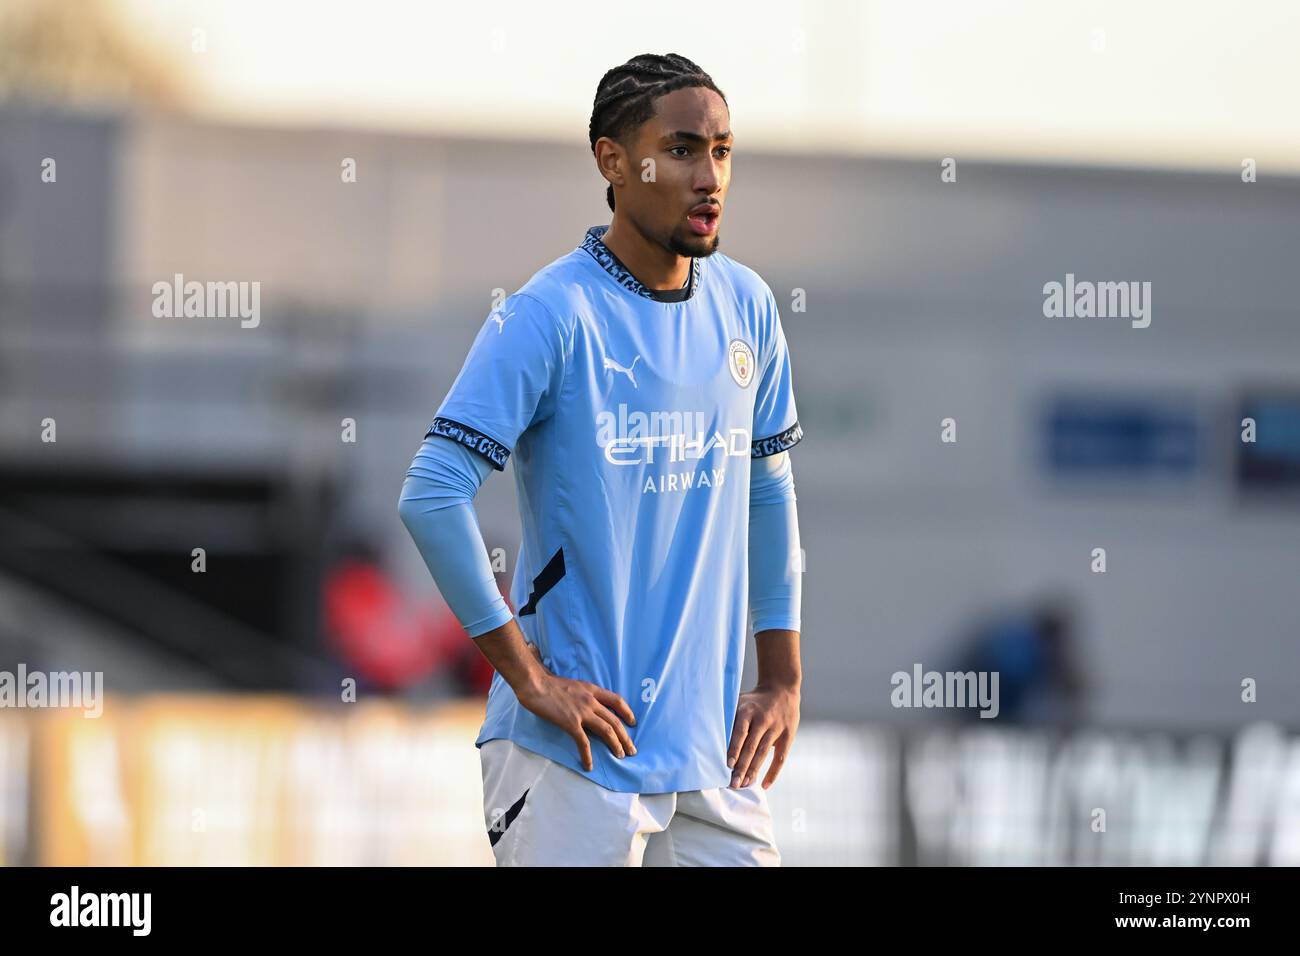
[729,284,806,788]
[474,620,637,770]
[398,435,636,770]
[728,449,804,790]
[399,294,634,770]
[398,436,513,634]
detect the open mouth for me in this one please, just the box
[686,204,719,236]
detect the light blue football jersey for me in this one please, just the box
[428,225,803,793]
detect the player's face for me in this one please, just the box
[626,86,731,258]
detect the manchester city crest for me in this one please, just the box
[728,339,755,388]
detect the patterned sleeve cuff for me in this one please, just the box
[751,421,804,458]
[425,417,511,471]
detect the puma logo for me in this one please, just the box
[490,309,512,333]
[603,353,640,388]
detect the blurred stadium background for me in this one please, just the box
[1,0,1298,865]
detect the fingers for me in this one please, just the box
[549,680,638,773]
[567,722,594,772]
[582,707,629,759]
[593,686,636,726]
[761,734,790,789]
[729,715,761,786]
[592,702,636,756]
[731,722,776,788]
[577,682,637,761]
[727,712,751,770]
[579,712,622,759]
[742,727,780,788]
[584,685,635,758]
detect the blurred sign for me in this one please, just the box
[1237,391,1300,494]
[1043,397,1199,477]
[0,715,28,866]
[14,696,1300,866]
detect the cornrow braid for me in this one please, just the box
[589,53,727,212]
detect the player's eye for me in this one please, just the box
[668,146,690,158]
[714,146,731,159]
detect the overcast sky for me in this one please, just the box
[121,0,1300,172]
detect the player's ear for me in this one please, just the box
[593,136,626,191]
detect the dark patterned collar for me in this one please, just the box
[580,225,700,302]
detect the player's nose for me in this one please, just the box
[695,159,723,195]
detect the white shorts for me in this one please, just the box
[479,737,781,867]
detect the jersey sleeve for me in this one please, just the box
[426,293,567,471]
[750,290,804,459]
[748,450,802,634]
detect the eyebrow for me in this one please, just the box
[662,130,733,144]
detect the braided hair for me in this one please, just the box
[588,54,727,211]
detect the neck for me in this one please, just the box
[600,213,691,291]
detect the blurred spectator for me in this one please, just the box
[949,597,1087,727]
[322,540,502,696]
